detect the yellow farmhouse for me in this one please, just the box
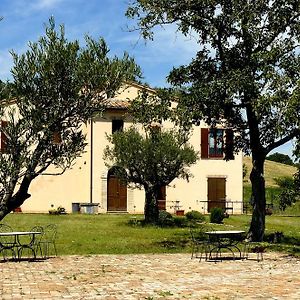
[18,82,243,215]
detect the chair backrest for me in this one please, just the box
[43,224,57,242]
[190,224,208,242]
[0,223,14,244]
[30,225,44,244]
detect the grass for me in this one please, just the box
[2,213,300,257]
[1,158,298,257]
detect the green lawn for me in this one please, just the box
[2,213,300,257]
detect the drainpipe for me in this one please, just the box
[90,119,93,204]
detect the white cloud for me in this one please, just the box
[5,0,64,17]
[118,24,200,67]
[36,0,63,9]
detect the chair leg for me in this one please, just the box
[257,251,264,262]
[53,242,58,256]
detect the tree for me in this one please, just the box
[0,18,141,220]
[104,126,198,224]
[104,91,198,224]
[126,0,300,241]
[267,152,294,166]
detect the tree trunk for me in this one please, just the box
[249,155,266,242]
[0,175,32,221]
[144,186,159,224]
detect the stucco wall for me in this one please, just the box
[19,83,243,214]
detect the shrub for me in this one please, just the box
[173,216,189,227]
[210,207,225,224]
[157,211,174,227]
[185,210,205,222]
[274,176,294,189]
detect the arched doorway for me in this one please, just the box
[107,167,127,211]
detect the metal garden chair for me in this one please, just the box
[40,224,58,258]
[190,224,213,261]
[0,223,17,261]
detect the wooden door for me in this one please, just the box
[157,186,166,211]
[207,178,226,212]
[107,174,127,211]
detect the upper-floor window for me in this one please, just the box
[209,128,223,157]
[201,127,234,160]
[112,119,124,134]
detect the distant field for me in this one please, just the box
[243,156,299,214]
[243,156,297,187]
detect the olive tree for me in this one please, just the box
[127,0,300,241]
[0,18,141,220]
[104,90,198,224]
[104,126,198,224]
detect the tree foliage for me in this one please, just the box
[267,152,294,166]
[0,18,141,220]
[274,176,299,210]
[127,0,300,241]
[104,125,198,224]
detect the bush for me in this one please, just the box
[185,210,205,222]
[173,216,189,227]
[274,176,294,189]
[210,208,225,224]
[157,211,174,227]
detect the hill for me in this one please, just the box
[243,156,297,187]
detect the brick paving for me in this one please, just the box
[0,253,300,299]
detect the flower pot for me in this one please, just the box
[176,210,185,216]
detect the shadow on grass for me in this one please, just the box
[155,238,190,250]
[263,232,300,256]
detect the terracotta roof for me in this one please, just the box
[104,99,130,110]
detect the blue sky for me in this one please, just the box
[0,0,199,87]
[0,0,295,158]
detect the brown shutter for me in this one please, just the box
[224,129,234,160]
[1,120,8,153]
[201,128,209,158]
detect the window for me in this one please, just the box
[201,128,234,160]
[209,129,223,157]
[112,119,124,133]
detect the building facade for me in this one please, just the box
[18,83,243,215]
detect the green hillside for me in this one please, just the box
[243,156,297,187]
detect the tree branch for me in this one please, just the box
[265,129,300,154]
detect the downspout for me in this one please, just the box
[90,119,93,204]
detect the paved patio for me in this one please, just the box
[0,252,299,299]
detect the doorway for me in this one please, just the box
[207,178,226,212]
[107,167,127,211]
[157,186,166,211]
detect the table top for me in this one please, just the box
[0,231,41,236]
[205,230,245,235]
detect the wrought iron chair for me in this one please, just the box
[0,223,17,261]
[242,233,265,262]
[40,224,58,258]
[190,224,212,261]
